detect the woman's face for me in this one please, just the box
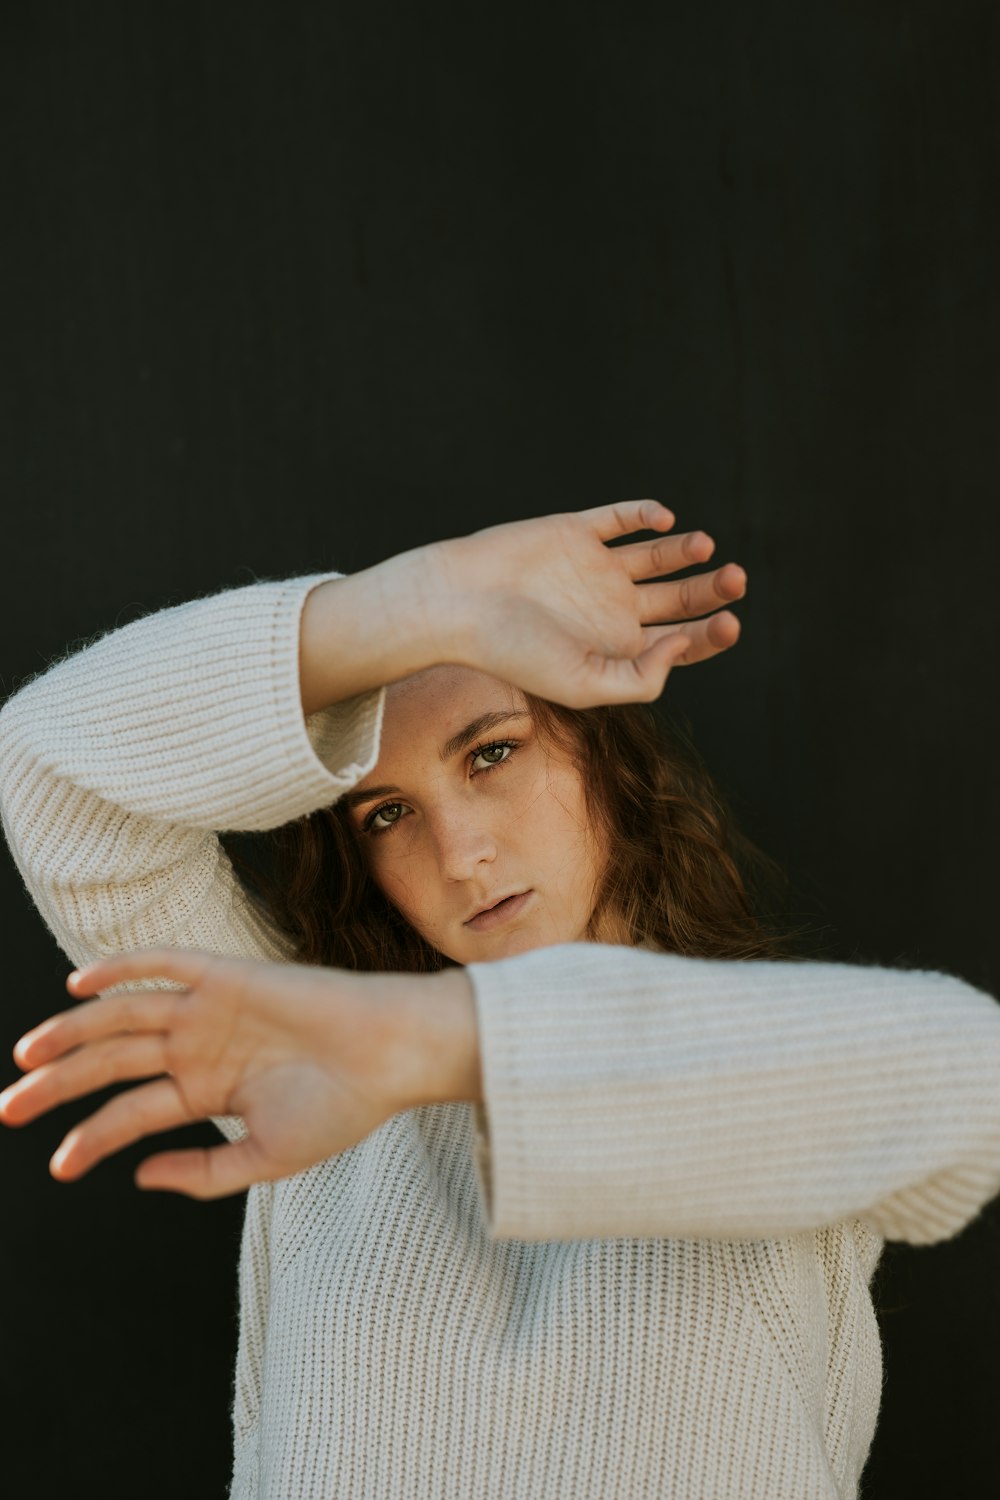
[344,666,607,965]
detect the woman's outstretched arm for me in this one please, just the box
[467,941,1000,1247]
[7,939,1000,1255]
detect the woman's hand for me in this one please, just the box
[427,498,746,708]
[299,499,745,714]
[0,950,480,1199]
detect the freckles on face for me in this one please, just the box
[343,666,607,964]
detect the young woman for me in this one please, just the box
[1,500,999,1500]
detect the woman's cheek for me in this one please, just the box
[370,846,437,932]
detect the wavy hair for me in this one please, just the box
[225,696,797,971]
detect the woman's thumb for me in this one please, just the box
[586,632,691,705]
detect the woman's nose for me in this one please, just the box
[429,808,499,882]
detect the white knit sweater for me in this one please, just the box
[3,573,1000,1500]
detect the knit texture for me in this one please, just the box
[3,574,999,1500]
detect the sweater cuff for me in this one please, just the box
[0,572,386,834]
[468,943,626,1241]
[467,943,1000,1245]
[209,571,388,829]
[469,943,699,1241]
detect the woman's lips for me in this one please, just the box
[464,890,535,932]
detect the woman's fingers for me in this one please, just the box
[616,528,716,581]
[575,604,741,705]
[636,562,747,625]
[135,1137,280,1200]
[67,947,219,997]
[49,1076,189,1180]
[645,611,742,665]
[14,987,180,1069]
[13,949,222,1068]
[0,1033,169,1125]
[583,632,693,703]
[581,497,676,543]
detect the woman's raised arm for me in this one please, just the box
[0,571,382,978]
[0,499,743,984]
[297,499,745,715]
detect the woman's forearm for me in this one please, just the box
[298,545,456,716]
[301,503,748,717]
[396,968,484,1107]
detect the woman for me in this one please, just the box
[1,500,998,1499]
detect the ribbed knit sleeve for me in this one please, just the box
[0,573,384,972]
[467,943,1000,1247]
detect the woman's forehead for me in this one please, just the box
[385,664,524,722]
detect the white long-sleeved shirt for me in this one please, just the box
[2,572,999,1500]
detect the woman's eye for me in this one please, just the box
[363,743,516,835]
[471,741,514,771]
[367,802,405,832]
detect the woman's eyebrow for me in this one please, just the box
[341,783,402,810]
[439,709,530,761]
[341,710,530,812]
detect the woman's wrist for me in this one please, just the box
[386,967,483,1109]
[298,544,462,716]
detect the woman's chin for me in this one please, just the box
[457,926,568,964]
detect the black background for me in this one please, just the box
[1,3,998,1495]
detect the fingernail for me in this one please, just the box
[13,1033,35,1064]
[51,1138,75,1174]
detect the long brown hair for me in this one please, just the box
[225,697,797,971]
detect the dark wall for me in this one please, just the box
[1,4,997,1495]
